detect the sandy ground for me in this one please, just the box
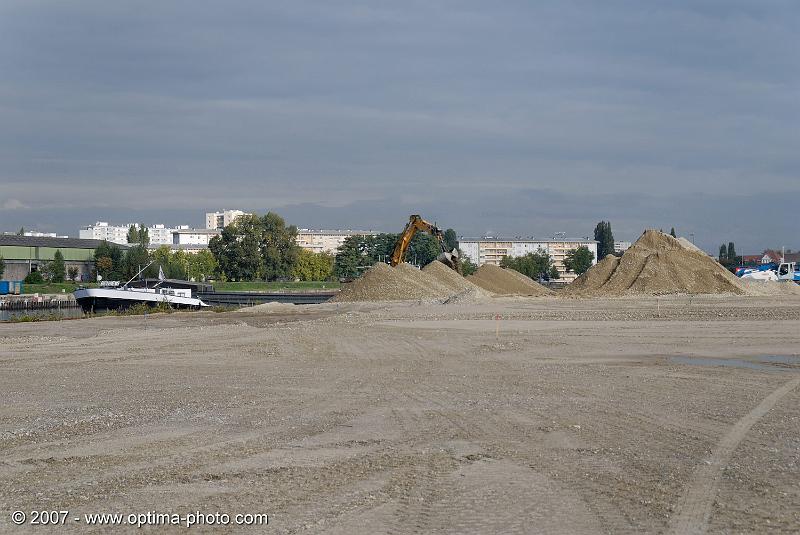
[1,295,799,534]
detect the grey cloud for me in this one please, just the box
[0,1,797,250]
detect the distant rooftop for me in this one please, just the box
[0,235,128,249]
[459,237,597,243]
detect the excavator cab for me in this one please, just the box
[390,215,461,272]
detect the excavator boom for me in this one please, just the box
[390,215,460,271]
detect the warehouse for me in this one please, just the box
[0,235,117,282]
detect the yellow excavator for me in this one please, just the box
[390,215,460,272]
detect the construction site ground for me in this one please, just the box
[2,295,799,533]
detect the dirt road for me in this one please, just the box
[1,296,799,533]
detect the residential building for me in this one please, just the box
[295,229,378,254]
[0,235,127,281]
[614,241,632,254]
[171,228,220,246]
[761,249,800,264]
[205,210,250,230]
[2,231,69,238]
[458,237,598,282]
[79,222,184,246]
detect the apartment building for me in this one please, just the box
[295,229,378,254]
[205,210,250,230]
[458,237,598,282]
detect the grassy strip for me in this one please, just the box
[22,283,98,294]
[212,281,339,291]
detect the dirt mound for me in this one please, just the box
[565,255,620,294]
[422,261,482,293]
[333,262,479,302]
[677,237,705,254]
[467,264,553,296]
[442,287,492,304]
[739,279,800,296]
[565,230,746,296]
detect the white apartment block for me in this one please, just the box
[614,241,632,254]
[296,229,378,254]
[80,222,191,246]
[205,210,250,230]
[171,228,220,246]
[458,237,598,282]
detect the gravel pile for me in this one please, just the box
[332,262,481,302]
[564,230,747,296]
[467,264,553,296]
[738,279,800,296]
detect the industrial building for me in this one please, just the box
[458,237,598,282]
[205,210,250,230]
[0,235,124,282]
[296,229,378,254]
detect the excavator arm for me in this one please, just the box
[390,215,460,271]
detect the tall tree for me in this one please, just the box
[334,235,370,279]
[727,242,736,260]
[94,240,124,280]
[0,255,5,279]
[564,246,595,275]
[186,249,218,281]
[443,228,459,252]
[670,227,677,238]
[292,250,334,281]
[67,266,79,282]
[17,227,25,236]
[500,251,553,280]
[122,245,151,280]
[593,221,615,259]
[209,215,264,281]
[260,212,300,281]
[50,250,66,283]
[719,244,727,260]
[127,224,149,246]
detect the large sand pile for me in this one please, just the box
[332,261,486,302]
[467,264,553,296]
[564,230,747,296]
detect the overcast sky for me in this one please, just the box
[0,1,797,252]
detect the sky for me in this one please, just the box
[0,0,797,253]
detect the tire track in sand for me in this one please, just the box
[668,377,800,535]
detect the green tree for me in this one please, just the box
[122,245,151,280]
[94,240,124,280]
[187,249,218,281]
[443,228,459,252]
[670,227,677,238]
[50,250,66,283]
[727,242,736,260]
[406,232,441,267]
[260,212,300,281]
[24,271,44,284]
[549,266,560,280]
[17,227,25,236]
[500,251,553,280]
[209,215,264,281]
[593,221,615,259]
[0,255,5,279]
[563,246,595,275]
[292,250,334,281]
[459,255,478,276]
[335,235,374,279]
[67,265,79,281]
[127,224,149,246]
[719,244,727,260]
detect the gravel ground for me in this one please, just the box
[1,295,799,534]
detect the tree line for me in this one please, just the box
[333,229,463,279]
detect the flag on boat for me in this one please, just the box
[158,266,165,281]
